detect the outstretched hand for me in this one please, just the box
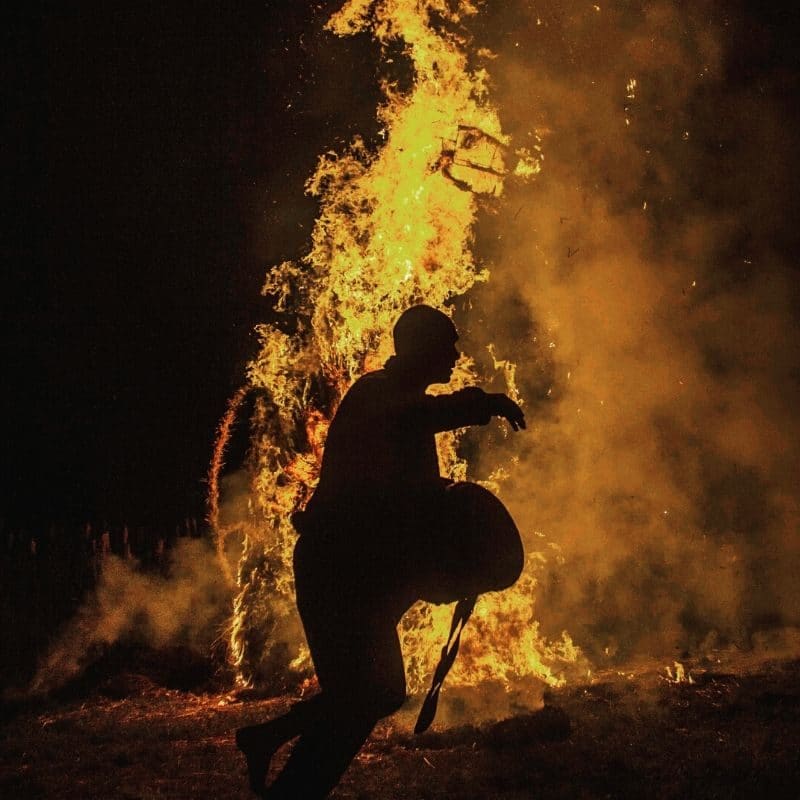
[490,393,526,431]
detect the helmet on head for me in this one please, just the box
[393,305,457,357]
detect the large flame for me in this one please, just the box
[217,0,578,704]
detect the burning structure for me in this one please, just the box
[212,0,800,716]
[3,2,798,799]
[212,0,577,711]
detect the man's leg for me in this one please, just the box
[235,693,326,794]
[235,534,333,795]
[263,701,379,799]
[265,597,407,799]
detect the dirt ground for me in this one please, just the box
[2,654,798,800]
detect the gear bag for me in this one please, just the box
[414,482,524,732]
[418,481,524,604]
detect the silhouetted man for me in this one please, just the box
[236,305,525,798]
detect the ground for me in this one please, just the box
[1,653,798,799]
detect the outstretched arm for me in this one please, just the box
[488,393,526,431]
[403,388,526,433]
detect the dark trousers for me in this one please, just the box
[264,533,408,798]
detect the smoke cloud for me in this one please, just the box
[27,539,232,696]
[457,0,800,666]
[214,0,799,698]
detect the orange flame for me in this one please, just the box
[217,0,577,702]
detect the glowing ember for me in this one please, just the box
[213,0,579,703]
[665,662,694,685]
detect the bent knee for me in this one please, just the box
[365,684,406,719]
[383,687,407,715]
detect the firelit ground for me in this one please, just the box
[2,653,798,799]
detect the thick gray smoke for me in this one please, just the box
[456,0,799,666]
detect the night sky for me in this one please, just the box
[3,1,380,526]
[3,1,798,528]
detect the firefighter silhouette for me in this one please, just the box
[236,305,525,798]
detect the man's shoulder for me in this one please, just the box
[346,368,389,396]
[336,369,391,413]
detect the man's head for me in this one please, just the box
[392,305,459,385]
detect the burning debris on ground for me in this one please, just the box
[2,651,798,799]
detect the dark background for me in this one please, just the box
[2,1,384,527]
[2,1,798,528]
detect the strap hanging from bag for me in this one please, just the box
[414,594,477,734]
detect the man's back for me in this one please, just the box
[306,362,494,522]
[309,368,438,511]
